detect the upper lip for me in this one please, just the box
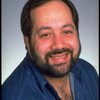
[50,52,68,58]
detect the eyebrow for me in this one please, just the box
[37,24,75,33]
[63,24,75,29]
[37,26,51,33]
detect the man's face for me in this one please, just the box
[26,1,81,77]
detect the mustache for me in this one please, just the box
[46,48,73,57]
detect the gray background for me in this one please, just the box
[2,0,99,84]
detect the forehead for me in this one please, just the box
[30,0,73,28]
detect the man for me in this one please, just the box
[2,0,98,100]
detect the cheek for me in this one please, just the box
[70,39,79,48]
[67,36,80,52]
[34,40,51,59]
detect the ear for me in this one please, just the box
[24,36,30,50]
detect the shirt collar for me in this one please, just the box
[25,53,49,90]
[71,60,82,80]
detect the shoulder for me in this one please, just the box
[2,58,36,100]
[72,58,99,100]
[73,58,99,85]
[76,58,98,76]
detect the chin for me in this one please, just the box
[42,59,74,78]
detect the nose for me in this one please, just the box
[51,35,65,50]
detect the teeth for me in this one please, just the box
[51,53,67,58]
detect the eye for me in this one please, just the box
[63,30,73,35]
[40,33,49,37]
[39,33,52,38]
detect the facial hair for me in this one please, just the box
[29,42,81,78]
[43,48,75,77]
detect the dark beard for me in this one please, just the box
[29,43,81,78]
[40,53,75,78]
[41,48,75,78]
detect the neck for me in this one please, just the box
[45,74,71,93]
[44,74,73,100]
[44,74,70,89]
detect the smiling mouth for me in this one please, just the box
[49,52,70,64]
[51,52,68,58]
